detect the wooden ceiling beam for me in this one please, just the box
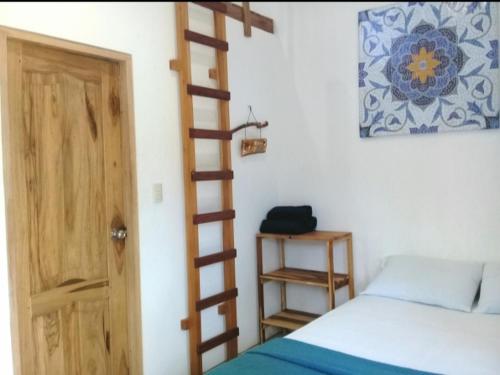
[193,2,274,34]
[242,2,252,37]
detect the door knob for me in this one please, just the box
[111,227,128,241]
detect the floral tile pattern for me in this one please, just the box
[359,2,499,138]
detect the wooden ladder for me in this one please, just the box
[171,3,238,374]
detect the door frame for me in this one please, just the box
[0,26,143,375]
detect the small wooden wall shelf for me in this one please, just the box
[256,231,354,343]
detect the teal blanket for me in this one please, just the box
[208,338,435,375]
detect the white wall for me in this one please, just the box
[275,1,500,298]
[0,2,292,374]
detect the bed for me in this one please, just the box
[208,256,500,374]
[209,295,500,374]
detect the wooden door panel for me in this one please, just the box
[32,300,110,375]
[6,38,133,374]
[31,279,109,317]
[23,71,108,295]
[100,62,130,374]
[22,42,104,82]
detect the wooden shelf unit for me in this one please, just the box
[261,309,320,331]
[260,267,349,289]
[256,231,354,342]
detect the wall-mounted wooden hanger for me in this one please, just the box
[231,120,269,134]
[232,106,269,156]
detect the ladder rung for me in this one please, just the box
[196,288,238,311]
[197,327,239,354]
[194,249,237,268]
[193,2,227,14]
[189,128,232,140]
[193,1,274,35]
[187,84,230,101]
[193,209,235,224]
[184,30,228,51]
[192,170,234,181]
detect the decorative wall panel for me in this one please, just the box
[359,2,499,137]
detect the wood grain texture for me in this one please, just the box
[187,84,230,101]
[197,327,239,355]
[195,288,238,311]
[4,37,35,375]
[194,249,236,268]
[208,68,218,80]
[21,45,108,296]
[256,230,352,242]
[256,232,355,342]
[191,170,233,181]
[169,59,181,72]
[19,41,113,374]
[31,279,109,317]
[180,319,190,331]
[230,120,269,135]
[347,236,355,299]
[214,11,238,360]
[217,303,227,315]
[0,26,130,62]
[118,53,144,375]
[279,239,287,311]
[2,30,142,375]
[327,240,335,309]
[193,2,274,34]
[193,2,227,13]
[260,267,349,289]
[184,30,228,51]
[225,2,274,34]
[189,128,232,140]
[261,309,319,331]
[0,31,22,375]
[172,5,240,371]
[102,60,130,374]
[193,209,235,225]
[173,3,202,374]
[256,237,265,344]
[242,2,252,37]
[32,300,111,375]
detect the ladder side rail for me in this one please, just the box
[214,11,238,360]
[173,3,203,375]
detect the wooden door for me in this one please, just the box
[3,37,140,375]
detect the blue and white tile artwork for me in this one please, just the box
[358,2,499,138]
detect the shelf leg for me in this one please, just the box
[279,239,287,311]
[327,240,335,310]
[257,237,265,343]
[347,235,355,299]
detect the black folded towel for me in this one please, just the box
[260,217,317,235]
[266,205,313,220]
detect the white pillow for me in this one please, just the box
[476,263,500,314]
[362,255,483,312]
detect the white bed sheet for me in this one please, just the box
[287,295,500,375]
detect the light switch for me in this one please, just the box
[153,183,163,203]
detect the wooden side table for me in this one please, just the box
[256,231,354,343]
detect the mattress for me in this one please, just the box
[287,295,500,375]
